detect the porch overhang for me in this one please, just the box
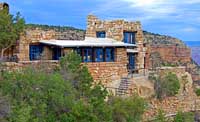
[39,37,137,48]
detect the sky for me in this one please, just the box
[1,0,200,41]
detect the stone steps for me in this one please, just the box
[116,77,132,96]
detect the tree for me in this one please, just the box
[0,52,113,122]
[59,52,113,122]
[0,68,76,122]
[0,9,25,59]
[0,52,147,121]
[155,72,180,99]
[109,95,146,122]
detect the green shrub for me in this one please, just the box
[174,111,194,122]
[195,89,200,96]
[155,72,180,99]
[162,62,177,67]
[109,95,146,122]
[155,109,168,122]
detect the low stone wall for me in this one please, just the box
[0,61,58,72]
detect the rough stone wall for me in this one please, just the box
[63,48,73,56]
[86,15,146,73]
[0,61,58,72]
[42,46,53,60]
[86,48,128,85]
[145,45,191,69]
[17,29,56,61]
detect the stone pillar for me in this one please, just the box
[63,48,73,56]
[42,46,52,60]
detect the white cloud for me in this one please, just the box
[182,27,198,32]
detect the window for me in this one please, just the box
[96,31,106,38]
[74,47,115,62]
[95,48,104,62]
[75,48,81,56]
[105,48,115,62]
[29,45,43,61]
[123,32,136,44]
[53,47,61,60]
[83,48,92,62]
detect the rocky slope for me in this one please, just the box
[143,31,187,47]
[25,24,85,40]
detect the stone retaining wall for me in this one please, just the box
[0,61,58,72]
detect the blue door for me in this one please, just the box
[53,47,61,60]
[128,53,135,69]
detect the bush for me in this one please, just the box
[155,72,180,99]
[162,62,177,67]
[155,109,168,122]
[174,111,194,122]
[109,95,146,122]
[195,89,200,96]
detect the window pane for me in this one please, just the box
[83,48,92,62]
[53,48,61,60]
[123,32,135,44]
[29,45,43,61]
[96,31,106,38]
[95,48,104,62]
[75,48,81,56]
[105,48,114,62]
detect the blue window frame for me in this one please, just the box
[123,32,136,44]
[29,45,43,61]
[74,47,115,62]
[105,48,114,62]
[83,48,92,62]
[95,48,104,62]
[96,31,106,38]
[53,47,61,60]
